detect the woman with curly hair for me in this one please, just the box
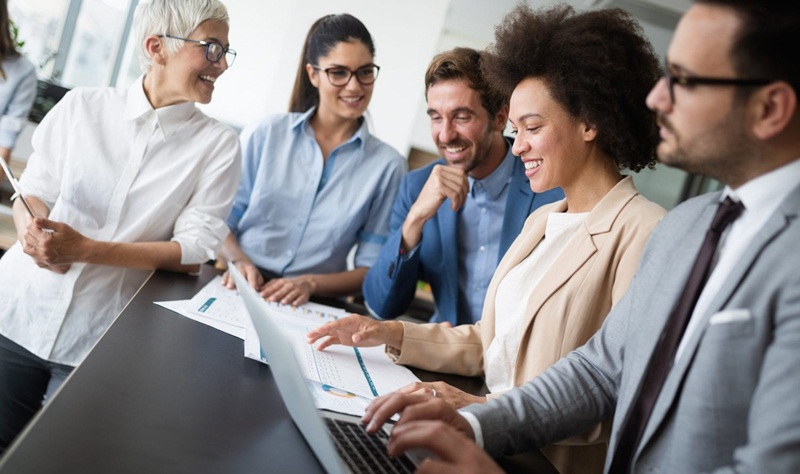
[309,5,665,472]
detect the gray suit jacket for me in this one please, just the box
[463,183,800,473]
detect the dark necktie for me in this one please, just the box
[609,196,745,473]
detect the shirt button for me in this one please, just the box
[481,208,488,213]
[479,245,486,252]
[286,250,293,257]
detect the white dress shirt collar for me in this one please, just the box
[676,156,800,362]
[722,157,800,220]
[122,75,197,138]
[1,81,240,366]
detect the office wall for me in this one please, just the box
[12,0,690,208]
[200,0,450,157]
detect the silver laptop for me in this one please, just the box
[228,264,420,474]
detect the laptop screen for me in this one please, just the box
[229,264,346,474]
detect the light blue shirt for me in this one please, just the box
[227,108,407,276]
[457,146,515,323]
[0,55,37,149]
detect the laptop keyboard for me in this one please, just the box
[324,417,417,474]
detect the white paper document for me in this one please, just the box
[306,379,372,418]
[155,298,245,339]
[244,306,419,400]
[186,277,249,328]
[158,276,351,336]
[154,276,246,339]
[158,275,420,403]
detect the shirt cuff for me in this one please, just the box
[401,241,421,261]
[458,410,484,449]
[384,344,401,363]
[0,116,25,148]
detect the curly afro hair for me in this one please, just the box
[482,4,661,172]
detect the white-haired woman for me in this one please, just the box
[0,0,240,453]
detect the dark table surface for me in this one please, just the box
[0,265,556,473]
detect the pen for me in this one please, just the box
[0,159,55,233]
[0,158,35,218]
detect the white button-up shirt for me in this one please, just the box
[0,76,241,366]
[486,211,588,392]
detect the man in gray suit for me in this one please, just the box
[361,1,800,472]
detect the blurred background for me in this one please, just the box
[3,0,717,251]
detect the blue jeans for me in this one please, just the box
[0,334,74,454]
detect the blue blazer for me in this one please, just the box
[362,147,564,325]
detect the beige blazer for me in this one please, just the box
[396,177,665,473]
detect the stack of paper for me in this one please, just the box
[156,276,419,417]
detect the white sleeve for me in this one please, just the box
[171,128,241,264]
[458,410,485,449]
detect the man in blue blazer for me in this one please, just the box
[363,48,562,325]
[361,2,800,472]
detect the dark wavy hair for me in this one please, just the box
[288,13,375,113]
[482,4,660,172]
[1,0,20,80]
[424,47,506,118]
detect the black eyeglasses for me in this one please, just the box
[312,65,380,86]
[663,67,773,104]
[159,34,237,66]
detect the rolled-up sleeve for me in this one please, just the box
[0,61,37,149]
[17,90,73,208]
[354,156,407,268]
[172,130,241,264]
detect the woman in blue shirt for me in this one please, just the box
[222,14,406,306]
[0,1,37,183]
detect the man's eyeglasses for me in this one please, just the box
[159,34,237,66]
[313,65,380,86]
[663,68,772,104]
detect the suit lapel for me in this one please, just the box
[633,199,718,450]
[513,178,639,363]
[438,202,460,318]
[606,195,717,462]
[516,219,597,337]
[480,200,559,345]
[639,185,800,453]
[704,185,798,316]
[492,203,554,289]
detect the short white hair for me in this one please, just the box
[134,0,229,71]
